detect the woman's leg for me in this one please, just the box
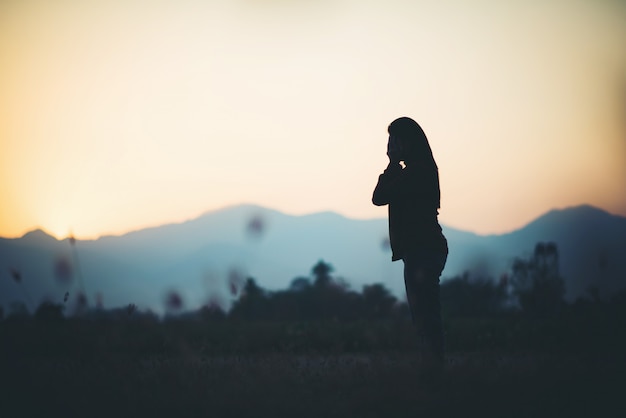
[403,250,447,363]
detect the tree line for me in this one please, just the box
[3,242,624,322]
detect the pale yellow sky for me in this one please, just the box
[1,0,625,239]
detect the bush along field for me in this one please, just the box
[1,244,625,418]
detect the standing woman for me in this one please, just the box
[372,117,448,372]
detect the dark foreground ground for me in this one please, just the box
[1,313,624,418]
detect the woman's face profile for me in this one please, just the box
[387,134,406,162]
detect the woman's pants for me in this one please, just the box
[402,248,448,361]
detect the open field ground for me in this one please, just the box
[1,313,624,418]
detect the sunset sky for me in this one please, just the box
[1,0,625,240]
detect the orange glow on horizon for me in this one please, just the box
[1,0,625,240]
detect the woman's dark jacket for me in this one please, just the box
[372,162,448,261]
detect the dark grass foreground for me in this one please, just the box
[1,315,624,418]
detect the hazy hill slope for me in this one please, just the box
[1,204,624,313]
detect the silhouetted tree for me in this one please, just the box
[34,301,65,322]
[198,303,227,321]
[272,289,314,320]
[289,277,312,292]
[226,263,407,321]
[312,260,333,288]
[510,242,565,316]
[309,260,360,319]
[229,278,270,320]
[7,301,29,319]
[362,283,397,319]
[440,273,508,317]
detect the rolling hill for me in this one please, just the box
[1,204,624,314]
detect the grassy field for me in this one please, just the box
[1,312,623,418]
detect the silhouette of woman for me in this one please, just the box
[372,117,448,372]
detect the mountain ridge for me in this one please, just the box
[9,202,622,242]
[1,203,624,313]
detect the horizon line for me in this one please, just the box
[1,202,617,242]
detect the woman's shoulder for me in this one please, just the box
[405,163,437,179]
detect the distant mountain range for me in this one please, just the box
[1,204,625,314]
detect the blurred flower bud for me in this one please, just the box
[76,292,88,309]
[9,268,21,283]
[246,214,265,239]
[165,290,184,311]
[54,256,73,284]
[228,268,245,296]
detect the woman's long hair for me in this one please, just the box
[388,117,440,208]
[387,117,438,170]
